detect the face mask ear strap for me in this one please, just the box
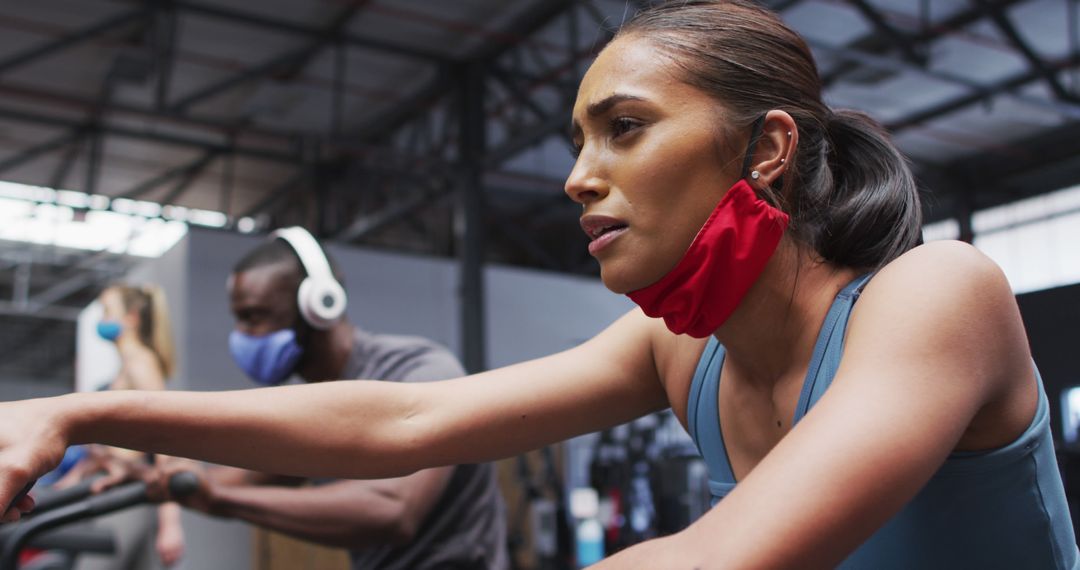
[740,114,768,181]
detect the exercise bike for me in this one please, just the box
[0,472,197,570]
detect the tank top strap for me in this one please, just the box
[688,336,737,500]
[793,272,875,424]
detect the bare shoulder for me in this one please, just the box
[848,240,1030,396]
[861,240,1015,321]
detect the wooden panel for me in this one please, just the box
[252,528,350,570]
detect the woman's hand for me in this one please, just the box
[155,502,186,566]
[155,524,185,567]
[0,398,70,521]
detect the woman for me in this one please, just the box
[66,285,186,569]
[2,2,1075,567]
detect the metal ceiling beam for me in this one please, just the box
[481,5,617,168]
[351,64,453,142]
[847,0,926,66]
[887,46,1080,131]
[0,82,451,170]
[174,1,454,64]
[84,125,105,196]
[237,166,309,219]
[21,234,141,313]
[49,130,86,189]
[360,0,576,143]
[153,4,179,112]
[0,9,145,77]
[156,150,222,204]
[0,301,80,321]
[116,148,218,200]
[975,0,1075,102]
[275,1,371,82]
[0,128,83,175]
[805,38,1080,121]
[168,48,307,113]
[485,109,572,169]
[950,121,1080,193]
[26,271,104,311]
[489,66,550,122]
[457,61,487,373]
[337,2,594,264]
[335,185,453,242]
[913,119,1080,228]
[170,1,370,113]
[0,82,294,144]
[0,105,296,162]
[822,0,1028,87]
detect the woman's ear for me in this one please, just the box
[749,110,797,188]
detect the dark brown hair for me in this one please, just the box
[619,0,921,269]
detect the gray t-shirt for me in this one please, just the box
[342,328,508,570]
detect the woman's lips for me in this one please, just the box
[580,214,629,256]
[587,226,628,256]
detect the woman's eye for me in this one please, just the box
[610,117,642,138]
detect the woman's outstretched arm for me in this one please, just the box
[0,309,669,519]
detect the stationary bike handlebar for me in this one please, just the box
[0,472,199,570]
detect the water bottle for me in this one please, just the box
[571,487,605,567]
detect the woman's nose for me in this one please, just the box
[564,153,609,206]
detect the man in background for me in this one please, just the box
[175,227,508,569]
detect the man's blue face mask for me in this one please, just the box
[96,321,122,342]
[228,328,303,386]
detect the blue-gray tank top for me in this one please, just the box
[687,273,1080,568]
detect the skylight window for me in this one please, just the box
[973,184,1080,294]
[0,180,256,258]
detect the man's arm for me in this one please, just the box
[206,465,302,488]
[195,467,454,548]
[189,342,465,548]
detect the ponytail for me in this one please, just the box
[814,109,921,268]
[144,285,176,379]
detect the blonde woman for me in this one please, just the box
[69,285,184,569]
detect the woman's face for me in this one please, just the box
[99,289,127,322]
[99,288,138,336]
[567,35,743,294]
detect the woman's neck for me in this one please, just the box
[713,240,858,388]
[115,334,147,356]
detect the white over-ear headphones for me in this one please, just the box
[271,227,347,330]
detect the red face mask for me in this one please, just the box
[626,179,789,338]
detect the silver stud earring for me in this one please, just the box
[750,170,761,180]
[780,158,786,163]
[786,131,792,137]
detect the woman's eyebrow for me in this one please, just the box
[587,93,646,117]
[570,93,649,136]
[571,93,649,135]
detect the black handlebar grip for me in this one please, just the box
[167,472,200,499]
